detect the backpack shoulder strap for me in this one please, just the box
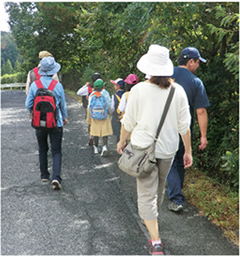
[47,80,58,91]
[33,67,41,80]
[115,93,121,102]
[35,79,44,89]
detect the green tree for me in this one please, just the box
[14,59,22,72]
[2,59,14,75]
[1,31,19,68]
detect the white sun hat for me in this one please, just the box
[137,44,174,76]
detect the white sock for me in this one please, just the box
[152,239,161,246]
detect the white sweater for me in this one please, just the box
[122,81,191,159]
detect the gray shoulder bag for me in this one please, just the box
[118,85,176,178]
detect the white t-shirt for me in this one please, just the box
[122,81,191,159]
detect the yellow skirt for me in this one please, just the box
[86,109,113,137]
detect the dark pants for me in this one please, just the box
[111,116,121,143]
[167,136,185,205]
[36,127,63,183]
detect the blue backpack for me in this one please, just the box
[89,91,108,120]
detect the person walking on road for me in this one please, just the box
[118,74,139,113]
[25,51,59,95]
[117,44,192,255]
[111,78,125,143]
[87,79,113,156]
[167,47,210,212]
[76,81,92,119]
[25,57,68,190]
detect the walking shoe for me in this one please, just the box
[93,145,99,154]
[148,240,164,255]
[41,178,49,182]
[52,180,61,190]
[101,145,109,157]
[168,201,183,212]
[88,136,94,146]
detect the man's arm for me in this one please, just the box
[196,107,208,150]
[181,129,192,169]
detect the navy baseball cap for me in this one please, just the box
[180,47,207,63]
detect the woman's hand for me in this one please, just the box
[117,141,126,154]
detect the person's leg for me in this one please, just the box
[137,166,160,243]
[101,136,109,156]
[36,130,50,180]
[156,158,174,210]
[138,158,172,254]
[93,136,99,154]
[167,139,185,206]
[102,136,108,146]
[49,127,63,184]
[116,121,121,143]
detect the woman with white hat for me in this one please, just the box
[117,45,192,255]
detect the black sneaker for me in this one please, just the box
[148,240,164,255]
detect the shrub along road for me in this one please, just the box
[1,90,238,255]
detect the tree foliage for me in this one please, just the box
[5,2,239,190]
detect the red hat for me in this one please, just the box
[124,74,138,85]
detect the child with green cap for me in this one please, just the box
[87,79,113,156]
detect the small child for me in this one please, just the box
[118,74,139,113]
[110,78,125,143]
[87,79,113,156]
[76,81,92,118]
[85,73,101,146]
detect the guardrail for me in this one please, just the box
[0,83,26,90]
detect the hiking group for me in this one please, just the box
[25,44,209,255]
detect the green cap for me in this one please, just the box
[94,79,105,88]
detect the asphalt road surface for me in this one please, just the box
[1,90,239,255]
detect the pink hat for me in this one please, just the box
[124,74,139,85]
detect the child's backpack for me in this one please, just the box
[32,79,58,131]
[115,93,124,120]
[89,91,108,120]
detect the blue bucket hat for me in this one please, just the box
[39,57,61,76]
[180,47,207,63]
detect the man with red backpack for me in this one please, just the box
[25,51,59,95]
[25,57,67,190]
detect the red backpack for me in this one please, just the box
[32,79,58,131]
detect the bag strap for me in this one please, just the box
[115,93,121,102]
[33,67,41,80]
[35,79,58,91]
[35,79,44,89]
[47,80,58,91]
[155,85,176,140]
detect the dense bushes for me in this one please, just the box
[1,72,26,84]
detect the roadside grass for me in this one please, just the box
[183,167,239,246]
[65,89,82,103]
[65,89,239,246]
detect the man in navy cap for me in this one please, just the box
[167,47,210,211]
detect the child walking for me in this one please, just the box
[110,78,125,143]
[76,81,92,119]
[87,79,113,156]
[118,74,139,113]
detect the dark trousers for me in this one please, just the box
[167,136,186,205]
[36,127,63,183]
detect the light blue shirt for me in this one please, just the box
[25,76,67,127]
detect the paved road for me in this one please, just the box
[1,90,239,255]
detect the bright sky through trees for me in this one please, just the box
[0,2,10,32]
